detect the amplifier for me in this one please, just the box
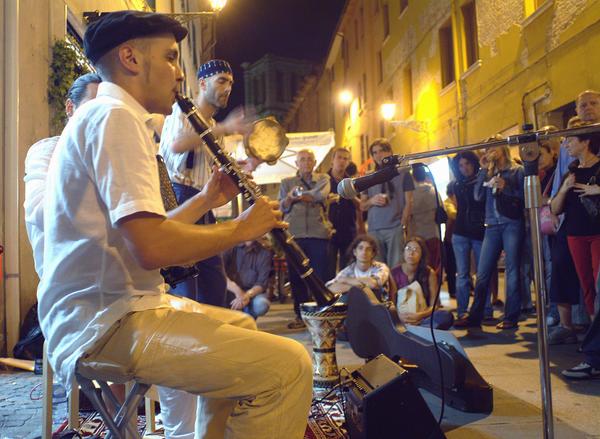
[343,354,446,439]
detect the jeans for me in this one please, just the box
[288,238,330,318]
[452,234,491,317]
[170,182,227,307]
[470,221,524,324]
[371,224,406,268]
[226,291,271,320]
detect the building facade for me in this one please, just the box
[285,0,600,169]
[242,54,314,122]
[0,0,213,355]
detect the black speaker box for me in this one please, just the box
[343,354,446,439]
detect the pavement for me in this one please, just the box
[1,292,599,438]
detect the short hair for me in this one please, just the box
[296,149,315,159]
[567,121,600,155]
[369,138,392,156]
[577,90,600,105]
[411,163,429,182]
[331,147,350,159]
[347,234,379,262]
[346,161,358,176]
[67,73,102,106]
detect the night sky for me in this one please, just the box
[214,0,346,117]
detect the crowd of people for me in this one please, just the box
[20,10,600,439]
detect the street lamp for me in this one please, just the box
[380,102,428,133]
[380,102,397,121]
[209,0,228,12]
[339,90,353,105]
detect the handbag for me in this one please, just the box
[396,280,427,315]
[580,171,600,219]
[539,169,557,235]
[495,191,524,220]
[435,205,448,224]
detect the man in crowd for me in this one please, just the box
[38,11,312,439]
[548,90,600,344]
[224,238,273,320]
[327,147,359,277]
[280,149,331,329]
[360,138,414,268]
[159,58,253,307]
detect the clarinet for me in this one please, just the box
[176,93,338,307]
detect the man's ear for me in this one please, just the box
[198,78,207,92]
[65,98,75,118]
[117,44,142,74]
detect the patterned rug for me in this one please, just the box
[55,396,348,438]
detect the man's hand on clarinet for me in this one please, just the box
[236,196,287,241]
[200,165,240,209]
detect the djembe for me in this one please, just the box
[300,301,347,390]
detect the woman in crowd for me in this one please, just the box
[550,128,600,326]
[408,163,442,277]
[326,234,391,302]
[455,143,525,329]
[449,151,492,321]
[391,237,454,330]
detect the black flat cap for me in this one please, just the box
[84,10,188,64]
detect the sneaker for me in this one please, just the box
[482,316,499,326]
[562,362,600,380]
[453,316,481,328]
[548,326,578,345]
[287,318,306,330]
[492,299,504,309]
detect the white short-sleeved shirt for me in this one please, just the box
[159,103,218,190]
[23,136,60,278]
[38,82,172,390]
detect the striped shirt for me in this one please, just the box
[159,103,225,190]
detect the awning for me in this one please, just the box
[223,130,336,185]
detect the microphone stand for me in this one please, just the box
[366,122,600,439]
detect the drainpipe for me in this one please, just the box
[450,0,466,145]
[4,0,20,355]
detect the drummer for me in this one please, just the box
[159,59,257,307]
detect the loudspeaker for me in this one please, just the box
[343,354,446,439]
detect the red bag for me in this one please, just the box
[539,171,557,235]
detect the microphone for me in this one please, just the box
[338,164,401,199]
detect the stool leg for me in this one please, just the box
[77,376,125,439]
[68,376,79,429]
[114,383,150,439]
[42,343,53,439]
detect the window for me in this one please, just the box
[403,65,413,117]
[360,134,368,164]
[276,71,285,102]
[363,73,368,104]
[461,1,479,67]
[383,3,390,38]
[524,0,544,17]
[358,81,362,110]
[355,19,360,49]
[399,0,408,15]
[439,20,455,87]
[360,6,365,39]
[377,51,383,84]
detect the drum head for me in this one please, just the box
[244,118,289,165]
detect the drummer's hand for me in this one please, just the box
[201,165,240,208]
[237,156,262,173]
[219,107,255,136]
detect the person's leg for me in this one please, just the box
[83,306,312,439]
[519,231,534,311]
[387,224,406,268]
[502,221,524,324]
[158,388,197,439]
[568,236,597,317]
[452,234,471,316]
[370,229,388,264]
[471,238,493,318]
[338,239,353,271]
[468,226,503,324]
[444,237,457,298]
[301,238,330,282]
[425,237,442,280]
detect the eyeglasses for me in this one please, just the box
[404,246,420,253]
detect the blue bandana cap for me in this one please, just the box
[197,59,233,79]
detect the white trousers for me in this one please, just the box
[83,298,313,439]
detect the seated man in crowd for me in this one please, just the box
[326,234,391,302]
[224,237,273,320]
[37,11,312,439]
